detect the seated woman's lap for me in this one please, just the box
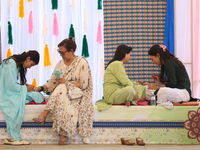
[157,87,190,103]
[113,86,136,104]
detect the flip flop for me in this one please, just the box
[121,138,135,145]
[4,139,22,146]
[32,117,45,125]
[136,137,145,146]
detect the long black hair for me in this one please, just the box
[106,44,132,69]
[1,50,40,85]
[148,44,185,83]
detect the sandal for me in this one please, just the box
[136,137,145,146]
[58,138,67,145]
[4,138,22,145]
[20,140,31,145]
[82,137,90,144]
[121,138,135,145]
[32,117,45,125]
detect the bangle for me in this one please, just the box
[157,84,161,89]
[39,86,44,91]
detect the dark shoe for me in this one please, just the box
[121,138,135,145]
[136,137,145,146]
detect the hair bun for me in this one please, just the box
[69,36,75,42]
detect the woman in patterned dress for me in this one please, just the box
[33,37,93,145]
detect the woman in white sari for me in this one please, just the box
[33,37,93,145]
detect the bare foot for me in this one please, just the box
[125,101,130,107]
[138,97,146,102]
[58,135,67,145]
[133,93,139,101]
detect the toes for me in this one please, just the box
[125,101,130,107]
[33,117,43,123]
[34,118,42,122]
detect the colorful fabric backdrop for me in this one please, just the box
[1,0,104,104]
[103,0,167,82]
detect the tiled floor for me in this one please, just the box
[0,144,200,150]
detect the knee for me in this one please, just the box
[125,86,135,95]
[157,87,169,96]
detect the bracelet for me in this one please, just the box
[39,86,44,91]
[157,84,161,89]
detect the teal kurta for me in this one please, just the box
[96,61,145,111]
[0,59,44,141]
[0,59,27,141]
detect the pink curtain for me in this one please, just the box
[193,0,200,98]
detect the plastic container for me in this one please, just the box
[150,95,156,106]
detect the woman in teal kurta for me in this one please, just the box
[96,44,146,111]
[0,50,40,145]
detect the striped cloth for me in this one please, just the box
[103,0,167,82]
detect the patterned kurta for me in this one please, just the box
[43,56,93,137]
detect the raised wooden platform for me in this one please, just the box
[0,105,200,144]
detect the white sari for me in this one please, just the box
[44,56,93,137]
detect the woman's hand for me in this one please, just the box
[138,81,149,85]
[58,78,66,84]
[34,87,41,92]
[148,83,157,90]
[26,84,34,92]
[141,82,149,85]
[34,86,46,92]
[70,82,81,88]
[152,75,161,84]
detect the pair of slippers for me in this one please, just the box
[4,139,30,145]
[121,137,145,146]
